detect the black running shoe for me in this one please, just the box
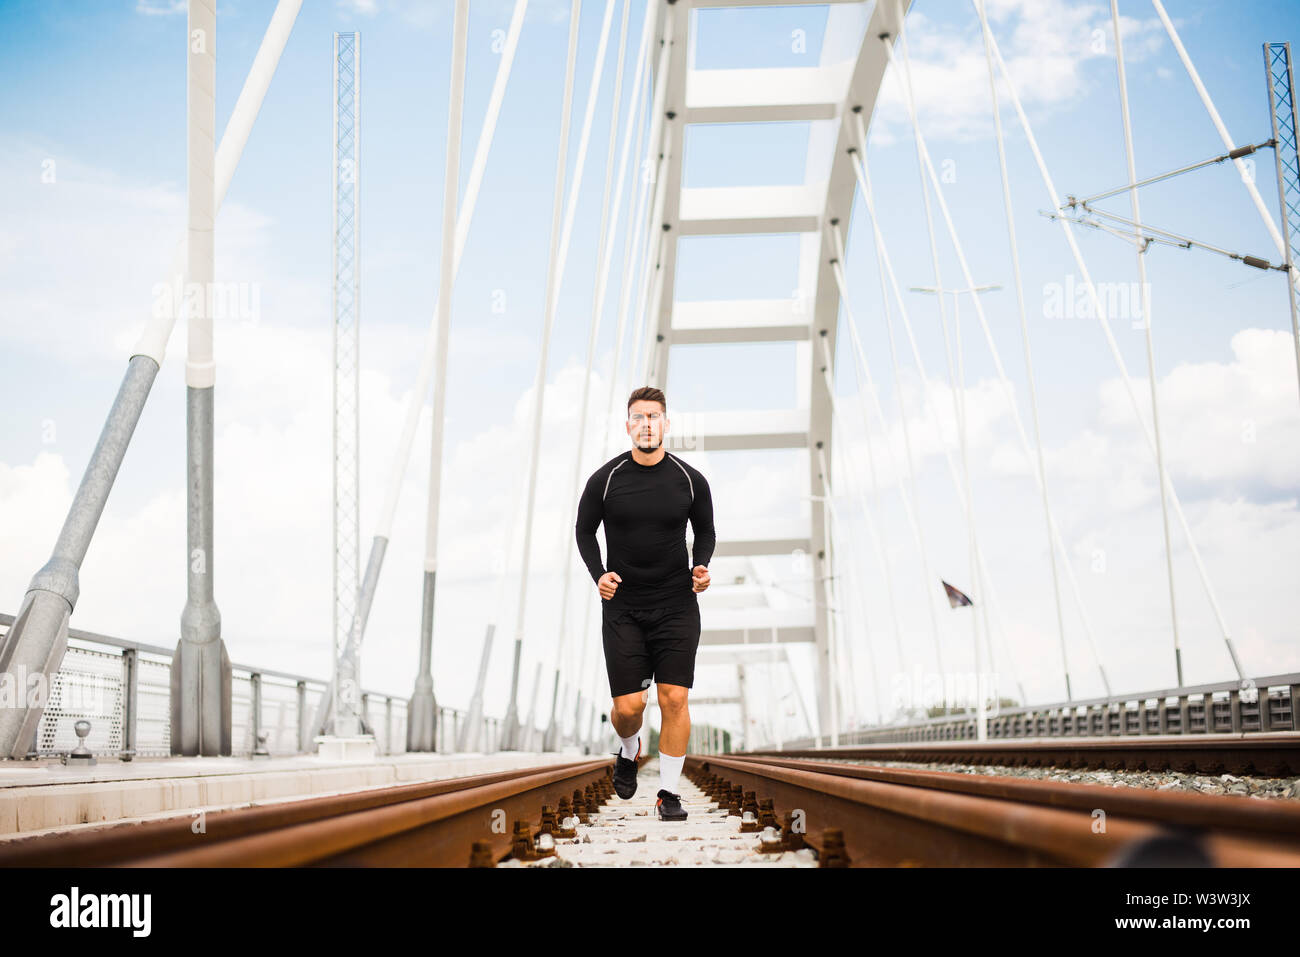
[655,789,687,821]
[612,738,640,799]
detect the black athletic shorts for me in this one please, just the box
[601,597,701,697]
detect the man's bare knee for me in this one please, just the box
[610,692,646,732]
[657,684,689,715]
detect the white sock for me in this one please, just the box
[619,733,640,760]
[658,750,685,794]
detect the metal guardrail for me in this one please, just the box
[0,614,509,760]
[774,673,1300,749]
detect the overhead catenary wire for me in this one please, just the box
[1149,0,1295,283]
[1055,204,1288,270]
[1073,139,1277,207]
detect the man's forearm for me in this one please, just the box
[575,529,605,584]
[693,532,715,568]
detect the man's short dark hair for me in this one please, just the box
[627,386,666,415]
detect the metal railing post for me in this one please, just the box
[296,681,308,752]
[121,648,138,760]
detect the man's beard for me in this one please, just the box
[635,431,660,452]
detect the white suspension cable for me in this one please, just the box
[1111,0,1183,685]
[634,154,673,388]
[951,291,988,738]
[818,331,906,679]
[612,60,654,411]
[897,25,955,461]
[875,38,1117,696]
[832,238,1028,709]
[627,12,677,387]
[848,200,923,683]
[829,246,946,680]
[576,58,657,742]
[974,2,1245,681]
[374,0,529,540]
[826,244,961,702]
[547,0,618,325]
[823,434,862,730]
[132,0,304,364]
[814,444,843,745]
[546,0,626,744]
[819,333,896,723]
[572,0,657,740]
[819,441,874,728]
[844,148,1058,699]
[506,0,585,745]
[974,0,1070,700]
[897,21,998,718]
[832,204,948,684]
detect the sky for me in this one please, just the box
[1,0,1298,748]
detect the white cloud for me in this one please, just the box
[0,141,278,367]
[823,323,1300,712]
[135,0,185,16]
[1099,328,1300,492]
[336,0,378,16]
[870,0,1168,145]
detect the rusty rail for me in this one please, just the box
[0,758,632,867]
[686,753,1300,867]
[745,732,1300,776]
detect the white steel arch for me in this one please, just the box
[634,0,912,742]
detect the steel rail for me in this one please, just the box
[747,734,1300,776]
[686,754,1300,867]
[0,758,629,867]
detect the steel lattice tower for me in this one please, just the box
[332,32,361,736]
[1265,42,1300,404]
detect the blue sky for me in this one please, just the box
[1,0,1298,743]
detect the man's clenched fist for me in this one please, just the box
[691,565,710,593]
[598,571,622,600]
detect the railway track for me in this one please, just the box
[2,742,1295,867]
[690,753,1300,866]
[0,758,618,867]
[747,732,1300,777]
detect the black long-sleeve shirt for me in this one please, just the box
[574,450,716,610]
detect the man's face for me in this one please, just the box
[627,400,667,452]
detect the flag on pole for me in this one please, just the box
[942,580,973,608]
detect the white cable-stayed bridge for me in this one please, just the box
[1,0,1298,872]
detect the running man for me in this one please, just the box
[574,386,716,821]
